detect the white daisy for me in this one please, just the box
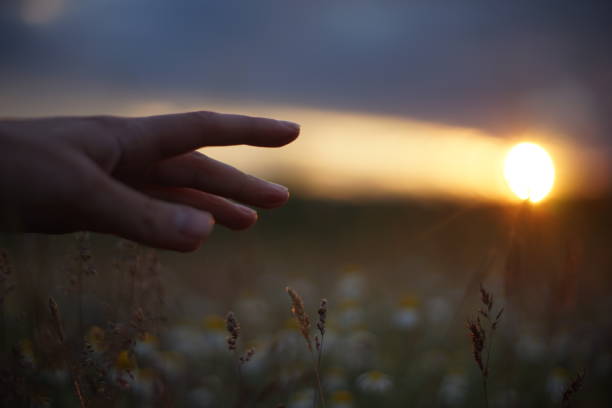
[546,368,568,401]
[288,389,315,408]
[330,390,354,408]
[356,370,393,393]
[392,295,420,330]
[438,371,467,406]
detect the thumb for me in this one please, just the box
[85,177,214,251]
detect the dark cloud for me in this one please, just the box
[1,1,612,140]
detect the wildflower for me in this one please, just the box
[203,314,226,331]
[85,326,107,353]
[438,371,467,406]
[330,390,354,408]
[288,389,316,408]
[392,295,421,330]
[356,370,393,393]
[18,338,36,366]
[202,315,228,351]
[133,332,158,360]
[336,272,365,300]
[115,350,137,373]
[547,367,568,401]
[336,299,364,330]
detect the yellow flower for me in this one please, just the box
[331,390,353,403]
[85,326,107,352]
[115,350,137,372]
[398,295,420,308]
[140,332,158,345]
[19,339,36,365]
[202,315,225,331]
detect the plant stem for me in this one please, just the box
[482,376,489,408]
[311,352,326,408]
[482,320,497,408]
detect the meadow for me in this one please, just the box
[1,196,610,407]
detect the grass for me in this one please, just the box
[0,196,608,407]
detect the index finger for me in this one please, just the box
[122,111,300,160]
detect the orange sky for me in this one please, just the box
[123,100,609,203]
[1,95,609,202]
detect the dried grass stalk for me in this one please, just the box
[285,287,312,351]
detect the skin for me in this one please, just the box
[0,111,300,252]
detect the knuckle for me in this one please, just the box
[135,197,162,240]
[191,110,220,129]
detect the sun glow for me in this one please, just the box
[504,142,555,203]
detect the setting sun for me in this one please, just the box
[504,142,555,203]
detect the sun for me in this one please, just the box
[504,142,555,203]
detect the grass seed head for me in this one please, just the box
[225,311,240,351]
[239,347,255,365]
[317,298,328,337]
[285,286,312,351]
[562,370,585,407]
[467,318,485,375]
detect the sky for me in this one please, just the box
[1,1,611,201]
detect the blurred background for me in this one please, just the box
[1,1,612,407]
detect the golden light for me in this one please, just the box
[504,142,555,203]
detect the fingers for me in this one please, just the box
[151,152,290,208]
[143,187,258,230]
[118,111,300,161]
[84,176,214,252]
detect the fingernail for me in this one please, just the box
[177,208,214,240]
[270,182,289,195]
[279,120,300,132]
[236,204,258,219]
[266,183,290,204]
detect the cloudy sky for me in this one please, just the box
[1,1,611,200]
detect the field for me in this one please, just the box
[1,196,611,407]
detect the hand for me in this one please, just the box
[0,111,299,251]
